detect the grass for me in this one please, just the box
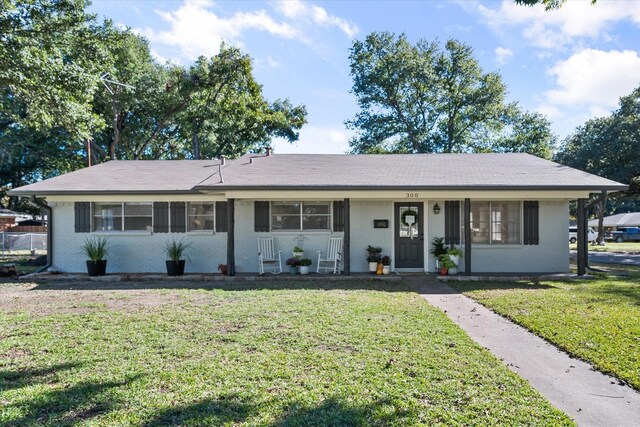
[569,242,640,253]
[0,280,572,426]
[451,266,640,391]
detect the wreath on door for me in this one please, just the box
[401,209,419,226]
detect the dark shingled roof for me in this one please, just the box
[9,153,627,195]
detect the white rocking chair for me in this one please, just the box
[258,237,282,275]
[317,237,343,274]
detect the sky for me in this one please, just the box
[88,0,640,154]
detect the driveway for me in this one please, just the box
[570,250,640,266]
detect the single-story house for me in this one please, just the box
[588,212,640,229]
[9,153,626,275]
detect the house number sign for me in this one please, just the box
[406,193,419,198]
[373,219,389,228]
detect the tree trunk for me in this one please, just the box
[192,132,200,160]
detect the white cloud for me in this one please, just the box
[494,47,513,65]
[271,125,353,154]
[141,0,298,60]
[478,0,640,49]
[273,0,358,38]
[544,49,640,110]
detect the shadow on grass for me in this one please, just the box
[0,361,83,392]
[28,279,413,293]
[449,280,556,293]
[142,395,415,427]
[5,374,143,426]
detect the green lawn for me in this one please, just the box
[0,280,572,426]
[452,267,640,391]
[569,242,640,253]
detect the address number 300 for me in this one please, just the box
[406,193,419,198]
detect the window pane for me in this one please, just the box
[188,202,213,216]
[303,215,329,230]
[302,202,330,215]
[399,206,419,238]
[124,203,152,216]
[188,202,214,231]
[272,215,300,230]
[470,202,490,243]
[271,202,300,215]
[491,202,520,244]
[93,203,122,231]
[125,217,152,231]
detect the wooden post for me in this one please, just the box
[464,198,471,275]
[226,199,235,276]
[577,198,586,276]
[343,198,350,275]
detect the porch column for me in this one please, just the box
[226,199,235,276]
[464,198,471,275]
[577,198,587,276]
[343,198,350,275]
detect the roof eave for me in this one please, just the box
[7,189,202,197]
[193,184,629,192]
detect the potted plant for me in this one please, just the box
[293,246,304,259]
[163,238,191,276]
[218,264,227,275]
[438,254,456,276]
[298,258,312,275]
[381,255,391,275]
[447,246,463,268]
[430,237,447,272]
[286,257,300,275]
[366,245,382,273]
[83,237,109,277]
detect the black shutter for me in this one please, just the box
[254,201,270,232]
[153,202,169,233]
[445,201,461,245]
[170,202,186,233]
[74,202,91,232]
[333,200,345,232]
[215,202,228,232]
[523,201,539,245]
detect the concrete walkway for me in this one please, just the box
[409,277,640,427]
[570,250,640,266]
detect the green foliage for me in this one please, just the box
[366,245,382,263]
[0,281,573,424]
[447,246,464,257]
[347,33,554,156]
[556,85,640,212]
[429,237,447,258]
[298,258,312,266]
[438,254,456,269]
[162,238,191,262]
[514,0,596,11]
[454,266,640,390]
[82,236,109,261]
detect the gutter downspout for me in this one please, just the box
[35,203,52,273]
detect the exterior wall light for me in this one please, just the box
[433,203,441,214]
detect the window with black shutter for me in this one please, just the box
[74,202,91,232]
[170,202,186,233]
[333,200,345,232]
[523,201,540,245]
[445,201,461,245]
[216,202,228,232]
[153,202,169,233]
[254,201,269,232]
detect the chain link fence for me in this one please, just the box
[0,232,47,254]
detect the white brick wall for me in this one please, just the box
[50,198,570,274]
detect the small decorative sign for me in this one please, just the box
[373,219,389,229]
[404,215,416,226]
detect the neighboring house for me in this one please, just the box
[588,212,640,229]
[8,153,626,275]
[0,208,17,231]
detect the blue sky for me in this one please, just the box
[88,0,640,154]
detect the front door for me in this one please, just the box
[394,202,424,268]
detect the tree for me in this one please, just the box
[556,85,640,241]
[493,109,555,159]
[347,33,555,157]
[514,0,596,10]
[0,0,106,139]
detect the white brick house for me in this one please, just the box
[9,153,626,275]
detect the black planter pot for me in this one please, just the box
[166,260,185,276]
[86,260,107,277]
